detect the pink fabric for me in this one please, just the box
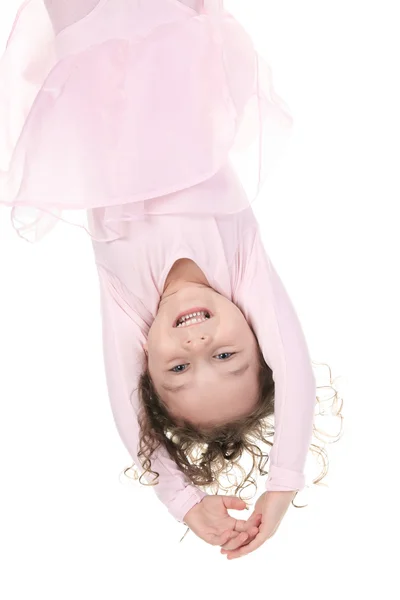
[44,0,102,32]
[0,1,314,525]
[90,177,316,523]
[0,0,293,242]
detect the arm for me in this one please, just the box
[234,229,316,492]
[94,263,207,523]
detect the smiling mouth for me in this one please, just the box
[174,309,212,328]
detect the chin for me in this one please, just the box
[173,290,214,311]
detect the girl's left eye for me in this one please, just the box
[215,352,235,360]
[170,364,189,373]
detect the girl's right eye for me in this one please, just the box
[170,364,189,373]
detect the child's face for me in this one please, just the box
[144,285,259,427]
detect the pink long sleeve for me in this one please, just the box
[94,264,207,523]
[234,228,316,491]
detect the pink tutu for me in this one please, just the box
[0,0,293,242]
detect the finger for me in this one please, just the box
[222,496,247,512]
[216,528,248,547]
[219,531,250,551]
[208,529,233,547]
[234,513,262,534]
[216,529,234,547]
[221,530,267,559]
[220,526,258,552]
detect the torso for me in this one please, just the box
[91,205,258,326]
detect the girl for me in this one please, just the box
[0,1,341,559]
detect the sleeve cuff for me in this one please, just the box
[265,465,305,492]
[167,466,305,522]
[167,487,209,524]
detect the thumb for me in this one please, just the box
[222,496,248,511]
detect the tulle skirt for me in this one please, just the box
[0,0,293,243]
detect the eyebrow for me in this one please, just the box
[161,363,250,394]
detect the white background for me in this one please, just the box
[0,1,399,598]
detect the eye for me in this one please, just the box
[215,352,236,360]
[170,364,189,373]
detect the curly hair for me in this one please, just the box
[122,340,344,530]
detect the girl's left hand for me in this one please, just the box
[183,495,262,549]
[220,490,297,559]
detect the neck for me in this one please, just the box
[161,258,210,299]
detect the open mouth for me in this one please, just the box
[174,308,212,328]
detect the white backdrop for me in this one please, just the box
[0,1,398,598]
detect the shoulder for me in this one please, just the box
[216,206,259,252]
[223,209,262,295]
[235,208,263,262]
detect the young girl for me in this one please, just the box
[0,1,340,559]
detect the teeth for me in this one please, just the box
[176,310,210,327]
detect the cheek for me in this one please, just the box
[223,313,253,340]
[147,320,172,358]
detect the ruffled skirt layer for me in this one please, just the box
[0,0,293,242]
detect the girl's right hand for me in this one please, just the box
[183,495,262,549]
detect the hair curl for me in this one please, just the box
[122,345,344,542]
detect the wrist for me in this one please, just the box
[267,490,298,499]
[183,496,206,526]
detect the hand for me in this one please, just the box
[220,490,297,559]
[183,495,263,550]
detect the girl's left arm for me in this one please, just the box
[233,228,316,494]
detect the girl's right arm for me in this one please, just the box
[94,264,207,523]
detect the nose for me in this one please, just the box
[182,332,212,349]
